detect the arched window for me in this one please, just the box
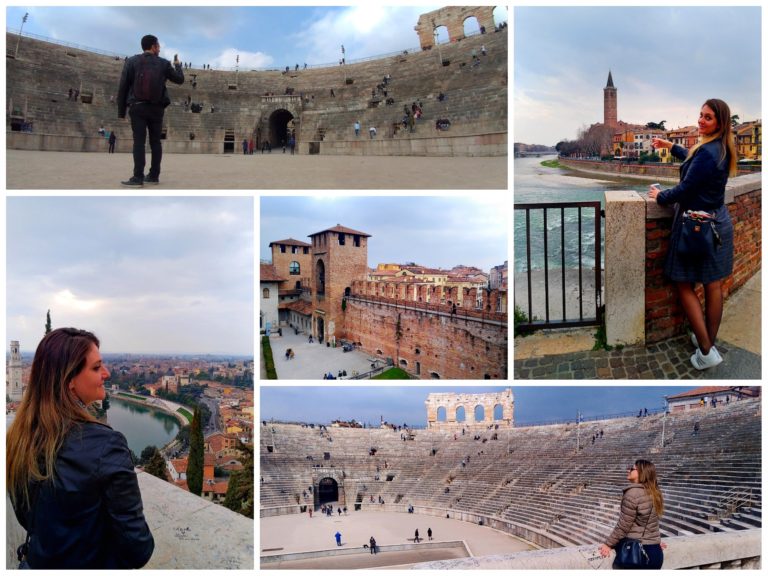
[455,405,465,421]
[463,16,480,37]
[289,261,300,275]
[437,406,447,422]
[434,25,449,44]
[474,405,485,422]
[262,288,270,298]
[493,404,503,420]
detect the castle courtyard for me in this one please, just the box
[268,331,386,380]
[6,150,507,190]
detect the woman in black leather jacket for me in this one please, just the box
[7,328,154,568]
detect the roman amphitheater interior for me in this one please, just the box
[261,391,761,568]
[6,7,507,158]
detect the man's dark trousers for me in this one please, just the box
[129,103,164,179]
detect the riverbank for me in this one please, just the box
[113,391,191,428]
[556,158,679,184]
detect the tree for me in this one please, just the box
[144,447,168,482]
[45,310,52,334]
[140,445,158,465]
[645,121,666,130]
[187,405,204,496]
[731,115,740,128]
[224,441,254,518]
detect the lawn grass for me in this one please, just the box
[177,407,193,423]
[117,392,148,400]
[371,367,411,380]
[540,159,563,169]
[262,335,277,379]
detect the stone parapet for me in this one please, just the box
[6,471,253,570]
[411,529,761,570]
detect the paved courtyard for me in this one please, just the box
[6,150,507,189]
[269,331,384,380]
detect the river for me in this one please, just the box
[514,155,652,273]
[107,395,181,455]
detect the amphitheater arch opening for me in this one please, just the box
[474,404,485,422]
[268,109,294,148]
[434,25,449,44]
[317,477,338,504]
[493,6,508,26]
[436,406,447,422]
[456,405,465,422]
[493,403,503,420]
[463,16,481,37]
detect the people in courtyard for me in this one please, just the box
[117,34,184,186]
[108,130,116,153]
[414,528,420,543]
[649,99,737,371]
[335,531,342,546]
[242,139,248,154]
[599,459,665,569]
[369,536,377,554]
[7,328,154,568]
[428,527,433,540]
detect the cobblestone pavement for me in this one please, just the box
[514,335,761,380]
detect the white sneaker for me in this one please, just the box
[691,346,723,370]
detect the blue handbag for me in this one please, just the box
[677,210,720,257]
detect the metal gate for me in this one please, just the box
[514,201,603,330]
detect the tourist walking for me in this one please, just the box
[117,34,184,186]
[649,99,737,370]
[428,527,433,540]
[599,459,665,569]
[335,531,342,546]
[414,528,420,543]
[369,536,377,554]
[108,131,116,153]
[7,328,154,568]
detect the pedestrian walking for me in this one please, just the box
[414,528,420,543]
[427,527,433,541]
[335,531,342,546]
[369,536,377,554]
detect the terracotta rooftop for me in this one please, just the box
[269,237,312,247]
[260,262,284,282]
[308,224,371,237]
[280,300,314,315]
[666,386,754,400]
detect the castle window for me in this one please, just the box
[280,244,286,253]
[292,245,299,254]
[262,288,270,298]
[338,233,345,246]
[289,261,300,275]
[303,247,309,254]
[353,235,361,247]
[316,259,326,295]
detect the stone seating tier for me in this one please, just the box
[7,30,507,156]
[261,399,761,547]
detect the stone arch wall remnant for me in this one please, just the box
[425,388,513,428]
[414,6,496,50]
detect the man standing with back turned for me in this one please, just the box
[117,34,184,186]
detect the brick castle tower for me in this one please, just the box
[309,225,370,345]
[269,238,313,292]
[604,70,617,128]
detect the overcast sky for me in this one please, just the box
[260,195,508,272]
[261,386,692,426]
[515,6,762,146]
[6,5,507,70]
[7,197,253,355]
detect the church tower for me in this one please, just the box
[308,225,370,345]
[8,340,24,401]
[604,70,617,128]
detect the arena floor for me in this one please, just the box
[5,150,508,190]
[260,509,535,569]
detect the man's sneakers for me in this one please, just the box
[143,175,160,185]
[120,176,143,187]
[691,345,723,370]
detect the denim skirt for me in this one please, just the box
[664,204,734,284]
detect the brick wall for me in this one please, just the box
[271,243,312,290]
[645,187,761,343]
[343,296,507,380]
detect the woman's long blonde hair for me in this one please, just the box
[6,328,99,508]
[685,98,738,177]
[635,459,664,516]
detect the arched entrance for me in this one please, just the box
[316,316,325,344]
[318,477,338,504]
[269,109,294,148]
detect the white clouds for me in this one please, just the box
[212,47,273,70]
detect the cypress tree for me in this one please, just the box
[45,310,52,334]
[223,441,254,518]
[187,405,204,496]
[144,448,168,482]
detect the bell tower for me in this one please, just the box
[604,70,617,128]
[8,340,24,401]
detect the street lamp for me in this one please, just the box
[14,12,29,60]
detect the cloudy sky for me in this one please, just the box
[261,385,692,426]
[6,5,507,70]
[260,195,508,272]
[515,6,762,146]
[6,197,253,355]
